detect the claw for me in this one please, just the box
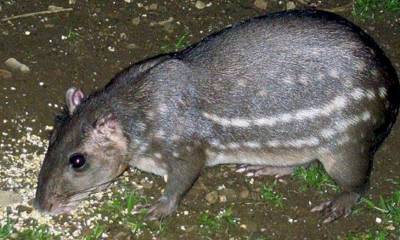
[143,196,178,221]
[311,192,359,223]
[131,203,151,215]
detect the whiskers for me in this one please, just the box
[62,178,118,204]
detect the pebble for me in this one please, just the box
[205,191,218,204]
[148,3,158,10]
[219,188,237,201]
[239,187,250,199]
[286,1,296,10]
[126,43,137,49]
[0,191,23,207]
[139,178,153,189]
[195,1,206,9]
[4,58,30,73]
[131,17,140,25]
[254,0,268,10]
[0,69,12,79]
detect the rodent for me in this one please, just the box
[34,9,400,223]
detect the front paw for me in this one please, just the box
[145,196,178,221]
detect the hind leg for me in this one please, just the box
[314,147,371,223]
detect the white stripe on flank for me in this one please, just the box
[320,111,372,139]
[202,88,374,128]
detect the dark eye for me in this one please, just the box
[69,153,86,169]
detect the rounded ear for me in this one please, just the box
[65,87,85,115]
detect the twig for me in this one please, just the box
[1,8,73,22]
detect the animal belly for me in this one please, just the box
[205,149,316,167]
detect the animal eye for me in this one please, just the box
[69,153,86,169]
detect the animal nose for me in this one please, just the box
[33,196,54,213]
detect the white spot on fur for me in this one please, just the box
[266,140,280,147]
[361,111,371,121]
[350,88,365,100]
[154,130,165,138]
[230,119,250,128]
[257,90,267,97]
[337,135,350,145]
[284,137,320,148]
[371,69,379,77]
[320,110,373,139]
[172,152,179,158]
[243,141,261,149]
[171,134,181,141]
[282,75,294,84]
[378,87,387,98]
[355,61,367,71]
[237,79,247,87]
[227,142,240,149]
[365,90,376,100]
[299,75,309,85]
[328,69,340,79]
[138,143,148,153]
[158,103,168,113]
[321,128,336,139]
[136,122,147,131]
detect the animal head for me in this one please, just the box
[34,87,129,214]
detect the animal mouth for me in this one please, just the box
[40,179,116,214]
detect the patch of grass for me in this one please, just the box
[260,181,284,208]
[0,218,14,239]
[362,190,400,227]
[66,28,80,42]
[160,32,190,53]
[346,230,389,240]
[92,189,166,237]
[98,190,149,235]
[352,0,400,20]
[293,164,338,192]
[83,225,105,240]
[17,225,58,240]
[199,208,238,234]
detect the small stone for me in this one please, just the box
[286,1,296,10]
[126,43,137,49]
[148,3,158,10]
[219,195,227,202]
[205,191,218,204]
[140,178,153,189]
[5,58,30,73]
[386,224,395,231]
[239,187,250,199]
[0,191,22,207]
[131,17,140,25]
[0,69,12,79]
[254,0,268,10]
[219,188,237,201]
[195,1,206,9]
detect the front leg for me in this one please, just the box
[146,146,206,221]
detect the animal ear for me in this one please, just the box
[94,113,119,135]
[65,87,85,115]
